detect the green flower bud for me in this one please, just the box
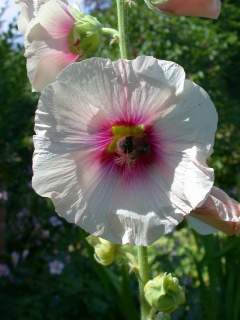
[144,273,185,314]
[68,8,102,57]
[87,236,119,266]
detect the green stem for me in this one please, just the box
[138,246,151,320]
[116,0,128,59]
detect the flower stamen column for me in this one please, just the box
[116,1,151,319]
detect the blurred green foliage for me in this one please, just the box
[0,0,240,319]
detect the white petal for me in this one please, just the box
[17,2,34,34]
[25,41,78,91]
[35,58,126,139]
[131,56,185,95]
[37,0,74,38]
[158,79,218,157]
[16,0,51,34]
[116,57,186,123]
[167,155,214,210]
[151,79,218,210]
[32,150,87,224]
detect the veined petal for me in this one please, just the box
[158,79,218,156]
[26,41,79,91]
[34,56,186,139]
[117,56,186,122]
[131,56,185,96]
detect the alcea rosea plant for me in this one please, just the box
[16,0,240,318]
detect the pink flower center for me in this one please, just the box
[107,125,152,167]
[96,123,163,182]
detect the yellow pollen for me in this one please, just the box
[108,125,145,153]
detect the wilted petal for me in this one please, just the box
[188,187,240,235]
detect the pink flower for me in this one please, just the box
[32,56,218,245]
[145,0,221,19]
[0,190,8,202]
[0,264,10,278]
[11,252,20,267]
[189,187,240,235]
[18,0,101,91]
[48,260,64,275]
[49,216,63,227]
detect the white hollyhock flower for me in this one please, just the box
[32,56,218,245]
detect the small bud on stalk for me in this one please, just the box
[87,236,120,266]
[144,273,185,314]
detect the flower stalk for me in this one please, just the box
[138,246,151,320]
[116,0,128,59]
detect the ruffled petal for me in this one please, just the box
[16,0,51,34]
[157,79,218,157]
[151,79,217,209]
[120,56,186,122]
[188,187,240,235]
[34,56,186,137]
[25,40,78,91]
[130,56,185,95]
[17,1,34,34]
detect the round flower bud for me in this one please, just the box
[68,9,102,57]
[144,273,185,314]
[87,236,119,266]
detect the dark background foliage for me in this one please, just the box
[0,0,239,319]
